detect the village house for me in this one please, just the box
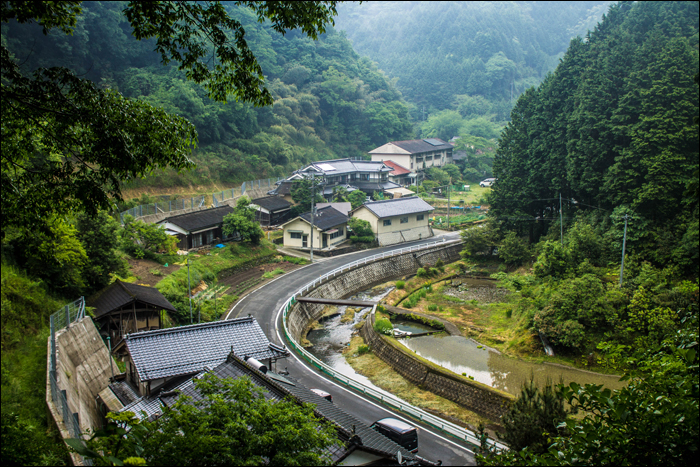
[382,159,416,187]
[249,196,293,227]
[351,197,435,246]
[369,139,454,181]
[118,316,289,398]
[158,205,235,250]
[279,206,348,250]
[87,280,177,354]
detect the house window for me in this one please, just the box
[383,219,392,226]
[417,214,425,221]
[400,217,408,224]
[330,227,344,239]
[206,230,214,244]
[290,232,302,239]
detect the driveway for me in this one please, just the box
[226,232,475,466]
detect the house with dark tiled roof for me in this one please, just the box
[116,352,437,466]
[249,196,293,226]
[157,205,235,250]
[369,139,454,180]
[87,280,177,353]
[123,316,288,396]
[279,206,349,250]
[351,197,434,246]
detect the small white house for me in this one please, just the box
[280,206,348,250]
[351,197,434,246]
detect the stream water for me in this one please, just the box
[306,281,624,397]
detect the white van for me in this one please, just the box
[479,178,497,187]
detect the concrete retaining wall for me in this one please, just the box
[287,243,463,341]
[361,312,514,421]
[286,241,514,421]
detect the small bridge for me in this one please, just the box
[295,297,377,307]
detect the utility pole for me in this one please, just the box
[559,192,563,245]
[619,214,629,287]
[309,171,315,263]
[446,178,451,230]
[187,256,193,324]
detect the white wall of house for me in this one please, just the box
[351,207,433,246]
[282,218,347,249]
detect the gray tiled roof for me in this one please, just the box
[316,203,352,217]
[88,280,177,318]
[159,206,234,232]
[251,196,292,211]
[299,206,348,231]
[125,317,288,382]
[358,197,434,218]
[301,158,392,176]
[383,139,453,154]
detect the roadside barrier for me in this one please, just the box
[279,238,506,451]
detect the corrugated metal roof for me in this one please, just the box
[159,206,234,232]
[125,317,288,382]
[251,196,292,211]
[88,280,177,318]
[358,197,434,218]
[383,160,411,175]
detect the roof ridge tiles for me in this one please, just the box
[125,316,254,340]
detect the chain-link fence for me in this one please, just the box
[48,297,93,466]
[119,196,206,222]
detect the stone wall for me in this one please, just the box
[287,242,463,341]
[361,312,514,421]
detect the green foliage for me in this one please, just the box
[223,197,264,245]
[347,190,367,209]
[262,268,285,279]
[372,190,385,201]
[357,344,371,355]
[76,211,128,294]
[460,220,500,257]
[416,268,429,278]
[350,235,375,244]
[533,241,570,279]
[498,378,568,454]
[290,179,325,215]
[478,314,699,465]
[373,317,393,336]
[499,232,530,266]
[348,217,373,237]
[282,255,309,265]
[74,374,338,466]
[395,280,405,290]
[120,215,177,259]
[403,313,445,330]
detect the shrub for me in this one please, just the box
[428,304,438,311]
[357,345,371,355]
[283,255,308,265]
[373,318,393,335]
[429,267,440,276]
[416,268,429,278]
[395,280,405,290]
[350,235,375,244]
[348,217,373,237]
[262,268,285,279]
[435,258,444,271]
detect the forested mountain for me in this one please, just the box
[334,1,611,126]
[2,1,412,190]
[491,1,699,275]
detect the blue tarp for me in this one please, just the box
[215,244,225,248]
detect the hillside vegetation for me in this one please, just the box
[2,1,412,191]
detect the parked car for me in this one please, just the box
[370,417,418,452]
[310,388,333,403]
[479,178,497,187]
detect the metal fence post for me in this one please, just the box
[65,305,70,328]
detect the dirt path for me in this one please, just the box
[127,258,182,286]
[218,261,302,299]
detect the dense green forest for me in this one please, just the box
[464,3,699,462]
[2,1,412,190]
[335,1,612,136]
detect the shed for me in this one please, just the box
[250,196,293,226]
[158,205,235,250]
[87,280,177,353]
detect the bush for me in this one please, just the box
[348,217,373,237]
[499,231,531,266]
[357,345,371,355]
[416,268,429,278]
[427,304,438,311]
[350,235,375,244]
[262,268,284,279]
[429,267,440,276]
[435,258,445,271]
[373,317,393,335]
[395,280,405,290]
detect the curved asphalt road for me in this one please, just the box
[226,232,475,466]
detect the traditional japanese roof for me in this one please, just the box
[369,138,453,155]
[251,196,292,212]
[353,197,434,219]
[352,180,402,192]
[298,206,348,231]
[124,316,288,382]
[383,160,412,175]
[159,206,234,233]
[88,280,177,319]
[316,202,352,217]
[268,180,294,196]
